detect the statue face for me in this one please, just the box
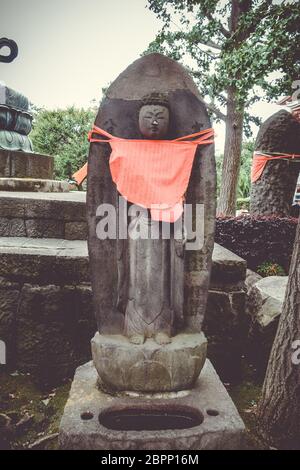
[139,105,169,139]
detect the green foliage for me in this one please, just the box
[257,261,286,277]
[31,107,96,180]
[237,197,250,211]
[146,0,300,130]
[237,139,254,198]
[216,139,254,198]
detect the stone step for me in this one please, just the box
[0,190,87,240]
[0,237,246,285]
[0,178,70,193]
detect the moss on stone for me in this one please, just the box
[1,367,269,450]
[0,370,70,449]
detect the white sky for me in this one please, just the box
[0,0,286,153]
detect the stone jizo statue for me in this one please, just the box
[123,94,184,346]
[87,53,216,393]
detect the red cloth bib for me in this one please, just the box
[251,151,300,183]
[84,126,214,222]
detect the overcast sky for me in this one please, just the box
[0,0,284,152]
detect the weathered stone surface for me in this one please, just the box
[0,218,26,237]
[0,149,53,179]
[0,236,247,383]
[204,289,247,381]
[246,275,288,377]
[247,275,288,328]
[21,192,86,221]
[0,178,69,192]
[59,360,245,450]
[16,283,96,385]
[25,219,64,239]
[65,222,87,240]
[87,53,216,336]
[0,238,89,284]
[245,268,262,292]
[0,277,20,367]
[211,244,246,282]
[91,332,207,392]
[0,238,245,287]
[250,110,300,217]
[0,192,87,239]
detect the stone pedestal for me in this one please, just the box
[92,332,207,393]
[0,149,53,179]
[59,360,245,450]
[0,149,69,193]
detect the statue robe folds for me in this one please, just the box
[87,53,216,336]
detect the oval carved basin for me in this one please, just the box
[99,405,203,431]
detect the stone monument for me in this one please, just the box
[0,83,69,192]
[250,110,300,217]
[59,53,245,449]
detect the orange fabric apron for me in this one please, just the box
[72,162,88,187]
[251,151,300,183]
[74,125,214,222]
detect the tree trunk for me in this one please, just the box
[257,216,300,449]
[217,86,244,216]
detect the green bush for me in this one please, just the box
[257,261,286,277]
[216,140,254,200]
[237,197,250,210]
[31,106,96,180]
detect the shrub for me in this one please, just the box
[237,197,250,211]
[257,261,286,277]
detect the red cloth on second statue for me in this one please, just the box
[251,151,300,183]
[87,125,214,222]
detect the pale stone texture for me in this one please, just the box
[59,360,245,450]
[91,332,207,392]
[247,276,288,328]
[246,275,288,376]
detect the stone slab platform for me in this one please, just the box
[0,237,89,284]
[0,236,246,285]
[0,178,69,192]
[0,149,53,179]
[59,360,245,450]
[0,191,87,240]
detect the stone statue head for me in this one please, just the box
[139,93,170,139]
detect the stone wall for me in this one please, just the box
[0,192,87,240]
[0,238,247,385]
[0,279,96,386]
